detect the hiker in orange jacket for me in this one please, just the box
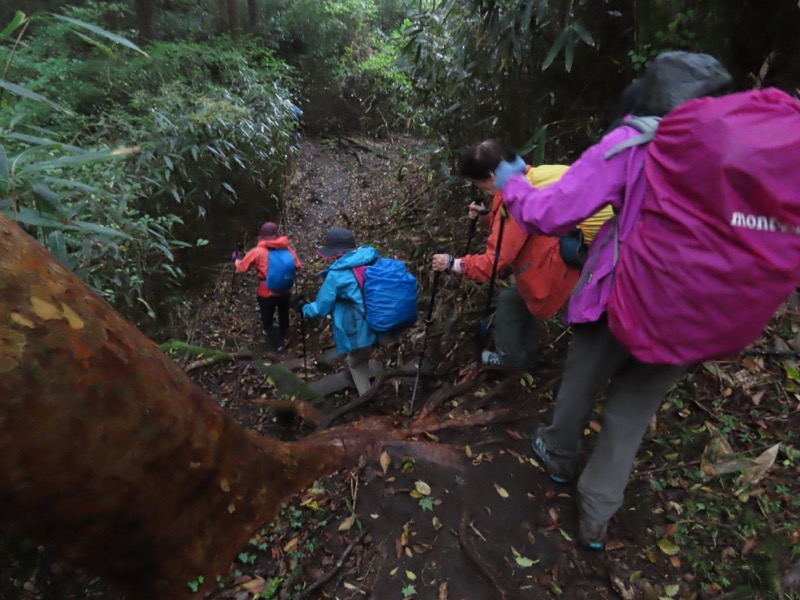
[432,140,580,371]
[234,222,302,352]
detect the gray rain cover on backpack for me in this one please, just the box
[638,51,733,116]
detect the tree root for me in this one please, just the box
[316,369,438,431]
[294,525,372,600]
[419,365,511,418]
[457,508,511,600]
[248,398,326,427]
[185,351,253,372]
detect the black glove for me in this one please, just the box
[294,294,308,311]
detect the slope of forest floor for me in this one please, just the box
[3,135,800,600]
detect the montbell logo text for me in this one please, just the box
[731,212,800,234]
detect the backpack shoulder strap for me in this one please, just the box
[604,116,662,159]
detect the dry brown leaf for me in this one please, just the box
[415,480,431,496]
[740,443,780,485]
[283,537,299,553]
[380,450,391,475]
[505,429,524,440]
[338,515,355,532]
[241,576,265,594]
[494,483,509,498]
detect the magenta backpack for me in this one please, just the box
[607,88,800,364]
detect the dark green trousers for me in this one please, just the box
[493,284,541,371]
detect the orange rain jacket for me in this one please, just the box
[235,236,302,298]
[460,165,579,319]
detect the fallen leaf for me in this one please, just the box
[380,450,391,475]
[343,581,358,590]
[405,570,417,581]
[438,581,448,600]
[241,576,265,593]
[283,537,299,552]
[740,443,780,485]
[338,515,355,531]
[741,537,758,555]
[658,538,680,556]
[432,516,443,530]
[511,546,537,568]
[506,429,524,440]
[669,556,681,569]
[494,483,509,498]
[702,362,735,386]
[589,420,602,433]
[220,478,230,492]
[465,445,473,458]
[413,480,432,496]
[559,528,573,542]
[608,570,636,600]
[548,508,559,524]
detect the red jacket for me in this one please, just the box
[235,237,302,297]
[460,189,578,320]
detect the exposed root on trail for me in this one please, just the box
[248,398,326,427]
[315,369,441,431]
[185,351,253,372]
[457,508,512,600]
[295,525,372,600]
[419,365,524,418]
[382,440,466,470]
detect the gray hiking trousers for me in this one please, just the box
[540,317,686,523]
[494,284,540,371]
[347,346,373,396]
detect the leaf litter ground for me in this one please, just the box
[2,136,800,600]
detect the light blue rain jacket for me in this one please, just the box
[302,246,379,354]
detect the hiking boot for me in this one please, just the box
[530,426,577,484]
[481,351,503,366]
[577,513,608,551]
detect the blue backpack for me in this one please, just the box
[353,258,418,333]
[265,249,296,293]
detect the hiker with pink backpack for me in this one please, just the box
[493,51,800,549]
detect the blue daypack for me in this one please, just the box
[265,249,296,293]
[353,258,418,333]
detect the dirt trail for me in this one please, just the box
[4,135,799,600]
[181,136,675,600]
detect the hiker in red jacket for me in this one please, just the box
[234,222,302,352]
[431,141,579,371]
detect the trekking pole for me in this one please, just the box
[409,254,444,414]
[462,206,488,256]
[229,242,243,304]
[476,206,507,359]
[462,217,477,257]
[299,307,308,380]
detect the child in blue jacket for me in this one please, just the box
[301,228,378,395]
